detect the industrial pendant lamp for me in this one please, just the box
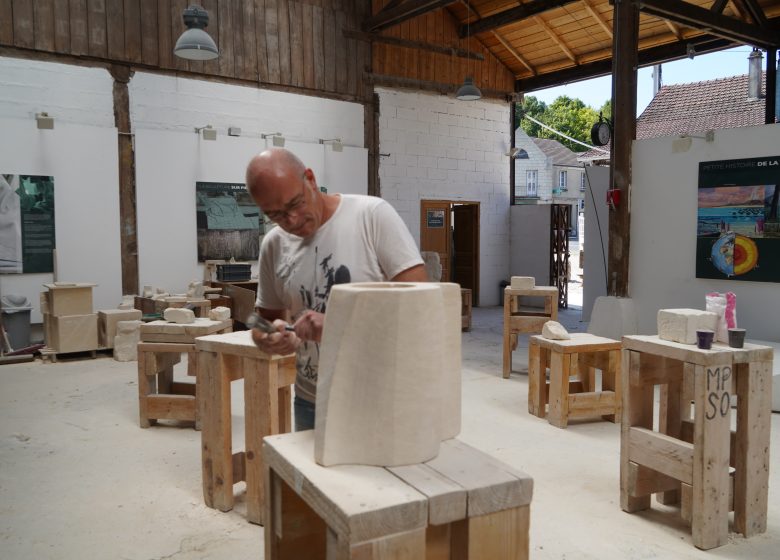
[456,1,481,101]
[174,5,219,61]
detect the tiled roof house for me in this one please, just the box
[578,73,769,164]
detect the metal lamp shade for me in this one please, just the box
[174,28,218,60]
[455,77,482,101]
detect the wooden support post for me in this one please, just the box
[365,92,380,197]
[621,349,653,512]
[110,64,139,296]
[766,48,777,124]
[608,0,639,297]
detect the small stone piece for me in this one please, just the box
[151,292,169,300]
[187,281,205,298]
[142,285,154,298]
[657,308,718,345]
[511,276,535,290]
[117,295,135,310]
[113,320,142,362]
[164,307,195,324]
[542,321,570,340]
[209,306,231,321]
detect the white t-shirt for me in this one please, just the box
[256,194,423,403]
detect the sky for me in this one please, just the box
[527,46,765,116]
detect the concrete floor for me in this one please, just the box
[1,305,779,560]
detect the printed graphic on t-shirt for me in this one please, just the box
[296,246,351,385]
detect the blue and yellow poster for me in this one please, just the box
[696,156,780,282]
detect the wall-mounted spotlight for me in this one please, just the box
[686,43,696,60]
[227,127,241,137]
[36,112,54,130]
[319,138,343,152]
[196,125,217,140]
[174,5,219,60]
[261,132,285,147]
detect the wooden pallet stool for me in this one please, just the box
[263,431,533,560]
[137,318,232,429]
[461,288,472,331]
[620,335,773,550]
[196,330,295,524]
[528,333,621,428]
[503,285,558,378]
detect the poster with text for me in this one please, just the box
[196,181,263,261]
[0,174,55,274]
[696,156,780,282]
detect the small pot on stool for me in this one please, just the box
[728,328,746,348]
[696,329,715,350]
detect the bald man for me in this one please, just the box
[246,148,427,430]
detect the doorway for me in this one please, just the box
[420,200,480,305]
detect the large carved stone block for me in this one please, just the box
[315,282,461,467]
[657,308,718,345]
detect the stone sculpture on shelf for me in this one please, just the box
[113,320,142,362]
[163,307,195,324]
[511,276,535,290]
[208,306,231,321]
[187,281,205,299]
[542,320,570,340]
[314,282,461,468]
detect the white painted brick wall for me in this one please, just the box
[376,87,511,306]
[129,72,364,146]
[0,56,115,127]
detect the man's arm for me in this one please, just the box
[391,263,428,282]
[250,306,300,355]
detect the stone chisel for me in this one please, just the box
[246,312,295,333]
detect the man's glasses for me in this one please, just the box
[262,175,308,224]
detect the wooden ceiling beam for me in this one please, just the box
[738,0,770,27]
[581,0,614,38]
[458,0,579,37]
[364,0,456,32]
[515,34,736,90]
[664,20,683,39]
[534,15,578,63]
[492,31,537,75]
[710,0,729,14]
[345,30,485,60]
[638,0,778,49]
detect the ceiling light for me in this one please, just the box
[456,77,482,101]
[174,5,219,61]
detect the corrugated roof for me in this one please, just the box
[532,137,581,167]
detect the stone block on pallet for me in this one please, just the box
[657,308,718,345]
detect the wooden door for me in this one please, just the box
[452,204,479,305]
[420,200,451,282]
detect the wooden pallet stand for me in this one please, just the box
[620,335,773,550]
[196,330,295,524]
[528,333,621,428]
[264,431,533,560]
[503,286,558,378]
[137,318,231,429]
[461,288,472,331]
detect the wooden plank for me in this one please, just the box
[195,330,293,361]
[531,332,620,354]
[345,4,356,95]
[199,350,235,512]
[350,527,426,559]
[12,0,35,48]
[277,0,291,84]
[657,375,683,504]
[691,362,731,549]
[622,335,773,367]
[620,350,653,512]
[288,0,303,87]
[157,0,173,68]
[628,427,693,484]
[301,2,314,88]
[170,381,196,396]
[266,470,327,560]
[87,0,108,57]
[460,505,530,560]
[568,391,616,417]
[241,0,257,80]
[733,360,771,536]
[265,0,280,83]
[388,463,467,525]
[232,450,246,483]
[231,0,244,77]
[106,0,124,59]
[0,0,13,44]
[627,461,680,497]
[311,4,325,90]
[52,0,70,51]
[171,0,189,71]
[140,318,232,341]
[123,0,142,62]
[33,0,56,51]
[254,0,268,82]
[137,350,153,428]
[323,6,336,91]
[424,439,533,517]
[548,351,570,428]
[334,8,348,93]
[628,352,682,386]
[139,0,158,65]
[146,394,196,421]
[217,0,234,75]
[527,340,545,417]
[262,431,428,543]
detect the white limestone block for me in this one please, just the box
[511,276,535,290]
[151,292,169,300]
[657,308,718,345]
[315,282,461,467]
[208,306,231,321]
[187,281,205,298]
[113,320,142,362]
[163,307,195,324]
[117,295,135,310]
[142,285,154,298]
[542,321,570,340]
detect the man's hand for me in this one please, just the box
[293,310,325,343]
[251,318,300,355]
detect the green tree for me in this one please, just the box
[515,95,546,137]
[598,99,612,122]
[538,96,599,152]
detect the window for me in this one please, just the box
[580,173,586,192]
[516,149,529,159]
[559,170,568,190]
[526,170,538,197]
